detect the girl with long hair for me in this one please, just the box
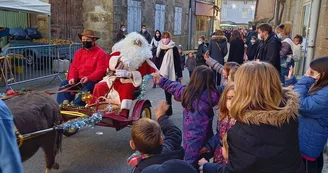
[198,84,236,166]
[294,57,328,173]
[153,65,220,170]
[201,62,304,173]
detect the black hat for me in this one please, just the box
[141,160,197,173]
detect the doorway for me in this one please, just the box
[49,0,84,42]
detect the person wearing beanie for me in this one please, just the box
[178,45,185,79]
[141,160,197,173]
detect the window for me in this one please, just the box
[127,0,142,33]
[242,8,248,18]
[174,7,182,35]
[154,4,166,31]
[221,8,227,18]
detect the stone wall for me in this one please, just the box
[314,0,328,58]
[112,0,128,45]
[112,0,190,49]
[254,0,275,22]
[83,0,114,52]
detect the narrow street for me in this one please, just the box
[18,69,328,173]
[22,70,187,173]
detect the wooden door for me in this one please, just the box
[50,0,83,42]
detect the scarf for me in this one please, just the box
[157,41,176,81]
[127,151,152,167]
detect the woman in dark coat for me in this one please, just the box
[156,31,182,115]
[208,30,228,85]
[246,36,259,61]
[228,30,244,65]
[201,62,304,173]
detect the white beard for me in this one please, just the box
[112,32,152,71]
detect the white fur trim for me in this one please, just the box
[120,71,142,87]
[121,99,133,110]
[146,59,159,72]
[109,56,120,71]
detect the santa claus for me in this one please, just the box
[89,32,158,118]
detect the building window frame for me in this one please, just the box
[154,4,166,32]
[174,7,183,35]
[127,0,142,33]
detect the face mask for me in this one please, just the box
[277,33,282,39]
[122,28,126,32]
[142,29,146,33]
[312,73,320,80]
[251,40,256,44]
[162,38,170,45]
[83,41,93,49]
[198,41,203,45]
[257,34,263,40]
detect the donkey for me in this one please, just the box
[4,92,62,173]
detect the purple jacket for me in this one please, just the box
[158,78,220,168]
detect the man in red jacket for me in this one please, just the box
[57,29,107,106]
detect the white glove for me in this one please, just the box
[115,69,132,78]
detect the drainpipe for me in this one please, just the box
[274,0,280,26]
[188,0,192,50]
[305,0,321,70]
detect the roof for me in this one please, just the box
[0,0,51,15]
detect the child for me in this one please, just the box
[185,52,196,77]
[204,50,240,86]
[153,65,221,169]
[246,36,258,61]
[198,84,236,166]
[178,45,186,74]
[128,101,184,173]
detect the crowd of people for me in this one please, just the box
[1,22,328,173]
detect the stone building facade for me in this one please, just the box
[255,0,328,73]
[35,0,190,52]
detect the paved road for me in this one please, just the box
[22,70,189,173]
[18,69,328,173]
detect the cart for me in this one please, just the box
[60,88,152,137]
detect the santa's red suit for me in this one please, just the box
[91,51,157,117]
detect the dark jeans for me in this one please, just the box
[56,80,97,106]
[302,153,323,173]
[189,70,193,78]
[164,91,173,116]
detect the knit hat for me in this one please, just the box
[178,45,183,50]
[141,160,197,173]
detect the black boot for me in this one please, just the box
[166,106,173,116]
[152,84,156,88]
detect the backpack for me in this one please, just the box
[282,38,302,61]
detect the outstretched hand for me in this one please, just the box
[152,73,161,84]
[204,50,210,61]
[285,66,294,79]
[154,100,170,120]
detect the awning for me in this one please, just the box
[0,0,51,15]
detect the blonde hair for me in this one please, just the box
[218,83,234,121]
[230,62,283,121]
[277,22,292,36]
